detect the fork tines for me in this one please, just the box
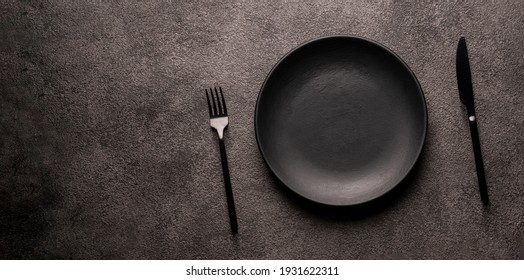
[206,87,228,118]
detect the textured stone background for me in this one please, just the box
[1,0,523,259]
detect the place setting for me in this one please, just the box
[205,35,489,235]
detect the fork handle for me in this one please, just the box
[218,137,238,234]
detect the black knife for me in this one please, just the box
[456,37,489,205]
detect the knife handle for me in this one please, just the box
[468,115,489,205]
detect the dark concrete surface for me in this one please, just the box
[1,0,523,259]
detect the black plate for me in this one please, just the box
[255,36,427,206]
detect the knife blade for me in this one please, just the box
[456,37,489,205]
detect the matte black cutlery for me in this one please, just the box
[206,87,238,234]
[456,37,489,205]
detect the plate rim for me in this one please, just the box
[254,35,428,206]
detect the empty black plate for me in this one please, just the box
[255,36,427,206]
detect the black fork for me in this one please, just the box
[206,87,238,234]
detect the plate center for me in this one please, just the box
[283,67,400,174]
